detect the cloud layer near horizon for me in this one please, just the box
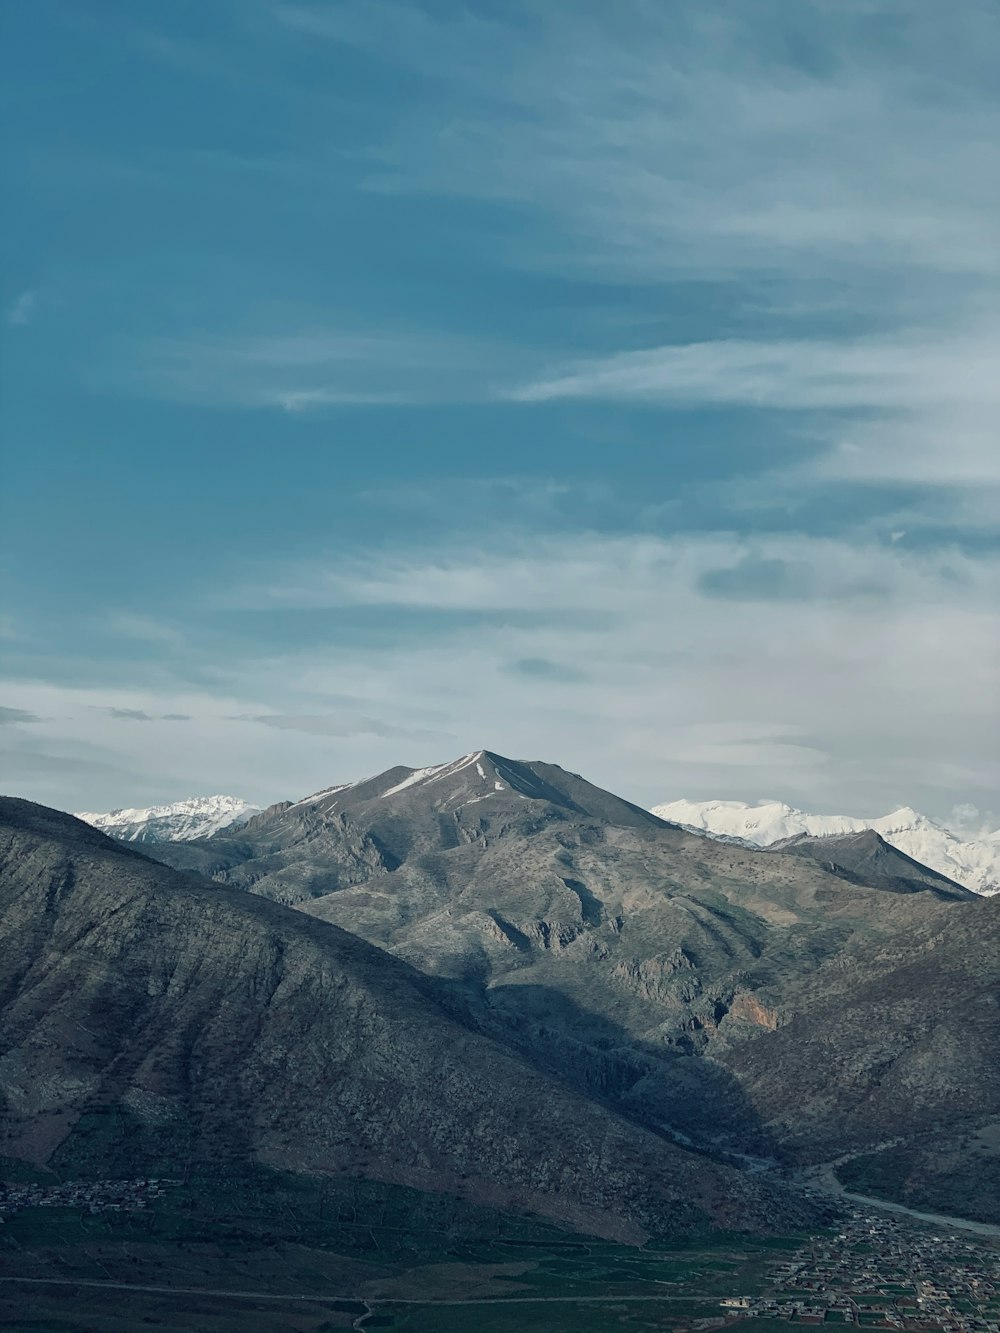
[3,529,997,821]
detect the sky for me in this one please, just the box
[1,0,998,826]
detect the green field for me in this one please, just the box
[0,1154,809,1332]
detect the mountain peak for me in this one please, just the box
[269,751,669,858]
[147,751,673,907]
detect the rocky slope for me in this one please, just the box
[0,796,821,1243]
[652,798,1000,896]
[74,794,259,843]
[713,891,1000,1219]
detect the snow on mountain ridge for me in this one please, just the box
[76,795,260,844]
[651,797,1000,896]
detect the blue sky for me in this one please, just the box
[1,0,998,823]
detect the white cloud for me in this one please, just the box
[104,326,516,410]
[511,334,1000,414]
[274,2,1000,286]
[261,3,1000,487]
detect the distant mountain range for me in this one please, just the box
[78,788,1000,897]
[652,798,1000,897]
[75,794,260,843]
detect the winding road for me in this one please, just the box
[807,1156,1000,1238]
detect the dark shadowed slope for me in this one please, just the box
[770,828,975,900]
[0,796,823,1243]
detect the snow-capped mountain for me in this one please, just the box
[651,798,1000,897]
[75,795,260,844]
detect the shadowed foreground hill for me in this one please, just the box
[0,796,821,1244]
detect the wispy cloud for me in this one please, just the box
[108,615,186,648]
[248,712,442,740]
[273,1,1000,286]
[509,329,1000,485]
[5,290,37,327]
[229,530,994,615]
[510,333,1000,414]
[0,705,42,725]
[97,707,192,722]
[261,2,1000,488]
[103,327,516,411]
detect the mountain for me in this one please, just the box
[152,749,671,904]
[0,795,820,1243]
[146,750,998,1222]
[651,798,1000,896]
[774,828,976,900]
[74,794,260,843]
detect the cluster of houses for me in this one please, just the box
[720,1206,1000,1332]
[0,1177,177,1219]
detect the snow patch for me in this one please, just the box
[380,752,486,799]
[423,751,483,786]
[380,763,451,798]
[291,784,352,808]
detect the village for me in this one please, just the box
[0,1177,177,1218]
[721,1205,1000,1332]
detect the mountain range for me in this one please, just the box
[74,794,260,843]
[7,749,999,1236]
[652,798,1000,897]
[77,789,1000,896]
[0,792,819,1243]
[141,750,998,1221]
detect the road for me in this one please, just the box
[0,1274,711,1304]
[834,1187,1000,1238]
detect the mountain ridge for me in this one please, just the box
[9,747,1000,1224]
[143,750,992,1212]
[75,794,260,843]
[651,797,1000,896]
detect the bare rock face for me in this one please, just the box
[0,796,824,1243]
[726,991,782,1031]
